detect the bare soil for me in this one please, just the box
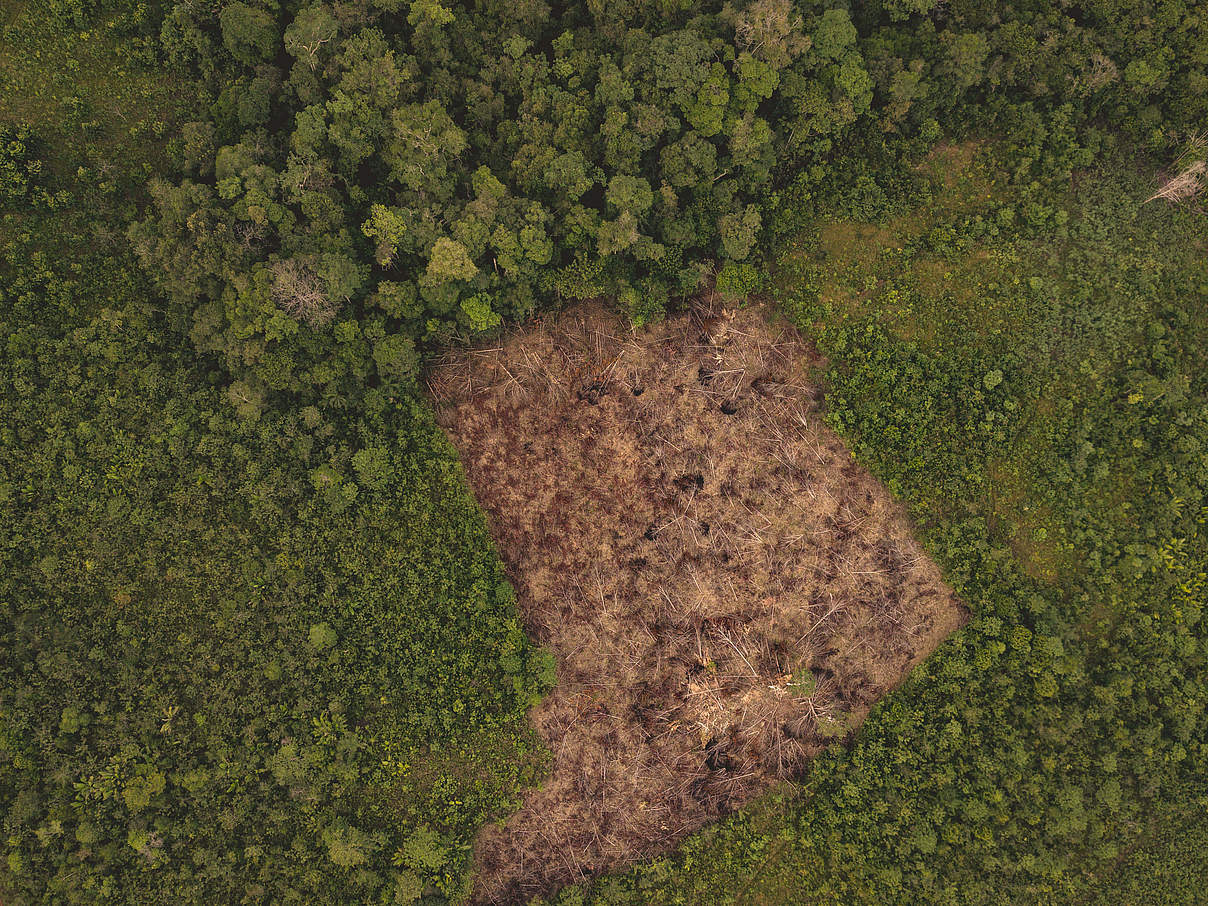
[427,300,966,904]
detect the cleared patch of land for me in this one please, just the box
[429,301,966,903]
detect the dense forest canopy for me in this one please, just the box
[132,0,1206,409]
[1,0,1206,903]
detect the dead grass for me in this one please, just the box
[429,301,967,904]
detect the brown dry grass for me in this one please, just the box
[428,300,966,904]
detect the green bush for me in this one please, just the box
[571,140,1208,906]
[0,212,547,903]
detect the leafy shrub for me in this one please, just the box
[0,218,547,903]
[571,142,1208,906]
[0,127,44,207]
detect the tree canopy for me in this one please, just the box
[135,0,1208,411]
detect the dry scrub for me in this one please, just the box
[428,301,966,904]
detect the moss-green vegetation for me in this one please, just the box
[2,0,1207,903]
[558,138,1208,906]
[0,256,549,900]
[1,5,547,904]
[0,0,182,213]
[1082,799,1208,906]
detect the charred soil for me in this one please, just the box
[428,301,967,904]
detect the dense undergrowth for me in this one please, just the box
[1,4,549,904]
[0,251,550,901]
[2,0,1207,903]
[1083,801,1208,906]
[557,139,1208,905]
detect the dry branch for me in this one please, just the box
[429,300,967,904]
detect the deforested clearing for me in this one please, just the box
[428,301,967,904]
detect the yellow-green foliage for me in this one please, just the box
[567,137,1208,906]
[4,0,1208,903]
[0,24,549,896]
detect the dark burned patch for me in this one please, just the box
[427,300,967,904]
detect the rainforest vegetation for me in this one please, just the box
[1,0,1205,903]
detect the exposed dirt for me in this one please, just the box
[427,300,966,904]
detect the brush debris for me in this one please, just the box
[428,300,966,904]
